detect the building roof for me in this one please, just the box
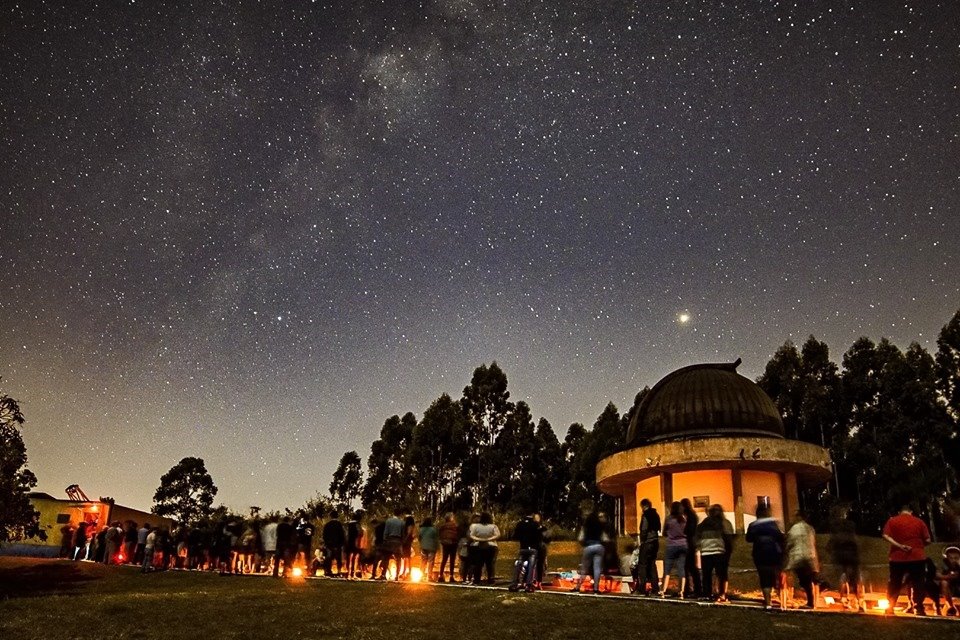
[626,359,785,444]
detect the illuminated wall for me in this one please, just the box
[741,470,784,525]
[672,469,736,529]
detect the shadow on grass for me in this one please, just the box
[0,559,101,599]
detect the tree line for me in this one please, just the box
[332,308,960,537]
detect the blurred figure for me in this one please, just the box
[124,521,138,564]
[72,522,88,561]
[938,546,960,616]
[509,511,543,592]
[135,521,150,565]
[746,504,785,611]
[785,511,819,609]
[401,514,417,579]
[322,510,345,577]
[346,511,365,579]
[59,522,75,559]
[680,498,702,598]
[418,517,438,581]
[827,505,865,612]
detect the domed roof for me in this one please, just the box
[626,359,784,445]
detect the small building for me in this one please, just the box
[596,359,832,533]
[0,491,173,558]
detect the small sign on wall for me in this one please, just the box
[693,496,710,509]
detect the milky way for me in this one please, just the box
[2,1,958,512]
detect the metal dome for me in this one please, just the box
[626,358,785,444]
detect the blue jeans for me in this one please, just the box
[579,542,604,590]
[663,544,687,578]
[512,548,538,587]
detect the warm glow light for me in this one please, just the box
[117,553,126,563]
[823,596,835,605]
[90,505,99,513]
[291,567,304,578]
[678,312,691,324]
[410,568,423,583]
[876,598,890,610]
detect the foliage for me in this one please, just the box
[329,451,363,508]
[152,457,218,525]
[0,387,43,543]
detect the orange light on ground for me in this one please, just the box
[823,596,835,605]
[291,567,304,578]
[409,568,423,583]
[876,598,890,611]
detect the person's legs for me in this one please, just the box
[590,544,603,592]
[716,554,730,601]
[887,562,908,613]
[906,561,927,615]
[484,546,497,583]
[685,545,701,597]
[525,550,537,588]
[701,554,717,598]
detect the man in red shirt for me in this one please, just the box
[882,505,931,615]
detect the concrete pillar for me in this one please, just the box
[732,469,745,534]
[623,483,638,535]
[660,472,673,517]
[782,471,799,528]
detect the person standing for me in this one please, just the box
[260,517,278,574]
[785,511,819,609]
[660,502,688,598]
[346,511,365,579]
[273,516,295,578]
[418,517,439,581]
[72,522,89,561]
[697,504,734,602]
[59,523,75,559]
[635,498,661,596]
[509,511,543,592]
[680,498,702,598]
[380,508,405,580]
[124,522,138,564]
[141,527,157,573]
[827,506,865,612]
[882,504,931,616]
[468,512,500,585]
[746,505,786,611]
[135,522,150,565]
[437,512,460,583]
[571,511,606,594]
[322,511,346,577]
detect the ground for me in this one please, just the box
[1,555,957,640]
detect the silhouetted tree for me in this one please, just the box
[0,386,42,543]
[410,393,467,513]
[460,362,511,506]
[329,451,363,509]
[152,457,218,525]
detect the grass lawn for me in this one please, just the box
[1,557,957,640]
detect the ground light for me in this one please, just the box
[409,568,423,583]
[876,598,890,611]
[291,567,304,578]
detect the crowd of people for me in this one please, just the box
[56,500,960,617]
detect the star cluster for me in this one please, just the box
[1,1,957,511]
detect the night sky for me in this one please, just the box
[2,1,958,513]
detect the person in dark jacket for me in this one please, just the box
[634,498,661,596]
[746,505,786,611]
[273,516,295,577]
[322,511,346,576]
[437,512,460,583]
[509,512,544,591]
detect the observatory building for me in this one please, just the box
[596,359,832,533]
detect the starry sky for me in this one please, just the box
[2,1,958,514]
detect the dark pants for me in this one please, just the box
[888,561,926,613]
[439,543,457,580]
[472,545,497,583]
[701,553,729,597]
[324,546,343,575]
[636,539,660,594]
[794,561,818,607]
[273,547,293,577]
[685,544,702,596]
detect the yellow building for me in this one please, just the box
[1,491,173,558]
[597,360,832,534]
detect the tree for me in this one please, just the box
[410,393,467,513]
[152,457,218,525]
[361,413,416,510]
[530,417,567,520]
[935,308,960,491]
[486,401,538,510]
[839,338,954,534]
[0,387,42,543]
[460,362,511,506]
[329,451,363,509]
